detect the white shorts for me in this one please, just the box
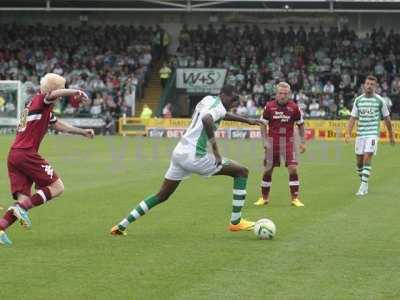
[355,136,378,155]
[165,150,224,181]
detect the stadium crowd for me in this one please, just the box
[175,24,399,118]
[0,22,399,120]
[0,23,167,119]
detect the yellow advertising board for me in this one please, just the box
[119,117,400,142]
[126,118,259,129]
[304,120,400,142]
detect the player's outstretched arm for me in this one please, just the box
[297,123,306,153]
[47,89,89,105]
[224,112,266,126]
[384,116,395,145]
[52,120,95,139]
[202,114,221,166]
[345,117,356,143]
[260,121,267,148]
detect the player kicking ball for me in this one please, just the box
[254,82,306,207]
[345,75,395,196]
[0,73,94,246]
[111,85,264,236]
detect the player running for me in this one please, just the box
[254,82,306,207]
[0,73,94,246]
[345,75,395,196]
[110,85,264,236]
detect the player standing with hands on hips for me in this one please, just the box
[0,73,95,246]
[345,75,395,196]
[254,82,306,207]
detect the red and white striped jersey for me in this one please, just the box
[11,92,57,152]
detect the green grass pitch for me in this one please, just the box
[0,135,399,299]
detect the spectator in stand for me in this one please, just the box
[318,106,326,118]
[90,93,103,117]
[153,28,170,60]
[102,111,115,135]
[374,59,385,78]
[264,79,276,98]
[124,86,135,116]
[162,103,173,118]
[5,98,16,114]
[309,99,320,118]
[323,80,335,95]
[0,94,5,113]
[140,49,153,67]
[140,104,153,120]
[253,79,264,96]
[322,94,335,114]
[159,62,172,89]
[295,90,308,115]
[52,63,64,76]
[391,76,400,97]
[382,92,393,113]
[338,104,351,118]
[247,98,258,118]
[255,106,263,117]
[64,103,76,115]
[236,102,248,117]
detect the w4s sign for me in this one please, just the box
[176,68,227,94]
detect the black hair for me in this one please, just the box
[220,84,235,96]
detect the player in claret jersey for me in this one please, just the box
[254,82,306,207]
[0,73,94,246]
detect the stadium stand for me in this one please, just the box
[0,22,399,121]
[0,23,157,119]
[175,24,399,119]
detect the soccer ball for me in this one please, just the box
[254,218,276,240]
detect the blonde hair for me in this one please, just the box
[40,73,66,93]
[277,81,291,90]
[366,75,378,82]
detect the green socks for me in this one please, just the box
[361,164,372,184]
[117,176,249,230]
[231,177,247,225]
[118,195,161,230]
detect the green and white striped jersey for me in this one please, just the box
[175,95,226,157]
[351,93,390,137]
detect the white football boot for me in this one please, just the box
[356,182,368,196]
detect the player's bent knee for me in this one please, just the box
[288,165,297,175]
[156,192,169,203]
[49,179,64,197]
[238,166,249,178]
[264,167,274,175]
[17,193,31,202]
[363,154,373,164]
[56,179,65,194]
[156,190,171,202]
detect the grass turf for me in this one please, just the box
[0,135,399,299]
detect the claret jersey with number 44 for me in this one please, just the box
[12,93,58,152]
